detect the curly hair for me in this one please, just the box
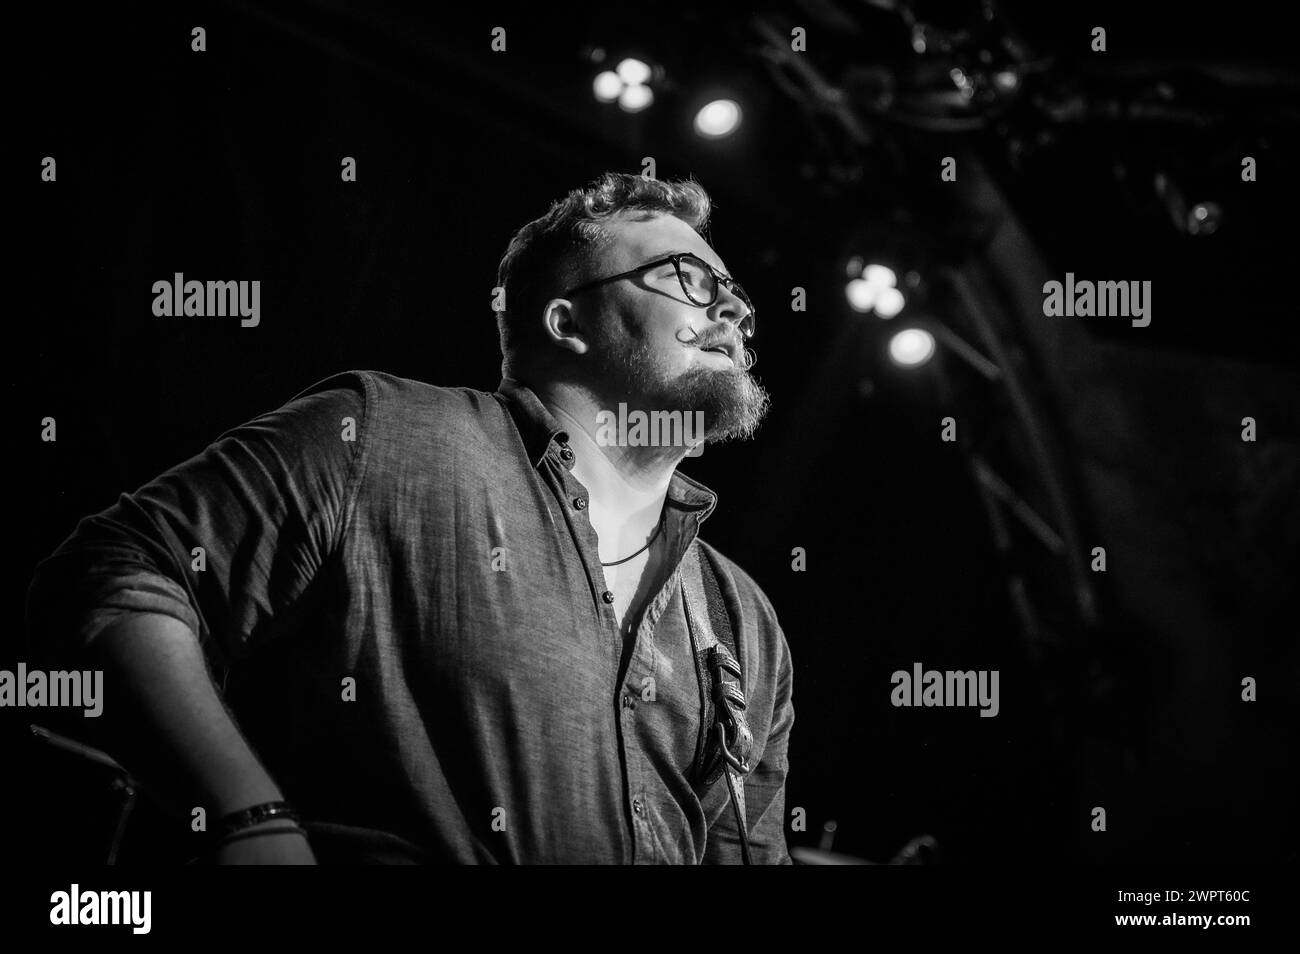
[495,172,713,375]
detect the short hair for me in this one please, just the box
[495,172,713,375]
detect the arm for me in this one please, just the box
[25,371,371,862]
[92,613,315,863]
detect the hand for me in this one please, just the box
[215,824,318,865]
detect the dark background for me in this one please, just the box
[7,0,1297,865]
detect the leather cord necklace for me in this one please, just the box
[600,511,665,567]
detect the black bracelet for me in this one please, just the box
[216,800,300,839]
[218,824,309,849]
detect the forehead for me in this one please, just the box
[597,211,729,275]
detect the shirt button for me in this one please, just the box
[559,446,575,462]
[574,496,588,510]
[622,694,635,709]
[632,798,646,817]
[602,590,615,604]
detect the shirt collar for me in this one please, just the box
[495,376,718,519]
[497,376,568,468]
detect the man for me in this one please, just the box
[25,172,795,864]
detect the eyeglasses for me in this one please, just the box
[561,251,756,339]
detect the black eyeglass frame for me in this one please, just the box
[560,252,756,339]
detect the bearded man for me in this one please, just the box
[26,172,795,865]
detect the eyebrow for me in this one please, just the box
[640,250,731,275]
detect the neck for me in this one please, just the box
[535,380,684,546]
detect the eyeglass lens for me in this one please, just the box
[676,254,755,335]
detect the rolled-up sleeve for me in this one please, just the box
[25,371,371,669]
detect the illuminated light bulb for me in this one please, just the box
[1187,202,1222,236]
[593,71,623,102]
[863,264,897,288]
[616,58,651,86]
[694,99,742,138]
[888,328,936,367]
[846,278,879,312]
[874,286,905,318]
[618,83,654,112]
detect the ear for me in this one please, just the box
[542,297,591,356]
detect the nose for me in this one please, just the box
[709,285,755,339]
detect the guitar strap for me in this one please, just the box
[680,539,756,864]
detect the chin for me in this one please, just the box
[671,366,771,443]
[600,337,770,441]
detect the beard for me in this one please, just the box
[593,323,772,444]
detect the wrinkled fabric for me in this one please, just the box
[25,370,794,864]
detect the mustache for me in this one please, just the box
[675,327,758,370]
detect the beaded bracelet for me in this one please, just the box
[216,800,301,839]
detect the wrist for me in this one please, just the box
[213,781,285,818]
[217,822,309,850]
[216,799,300,840]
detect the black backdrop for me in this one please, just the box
[7,0,1298,867]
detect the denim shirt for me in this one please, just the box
[25,370,795,864]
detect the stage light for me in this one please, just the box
[593,71,622,103]
[846,278,878,312]
[595,57,657,113]
[888,328,935,368]
[949,67,975,100]
[1187,201,1222,236]
[874,286,905,318]
[616,58,651,86]
[1155,172,1224,237]
[846,261,905,317]
[994,70,1019,92]
[618,84,653,112]
[863,264,896,288]
[694,99,742,138]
